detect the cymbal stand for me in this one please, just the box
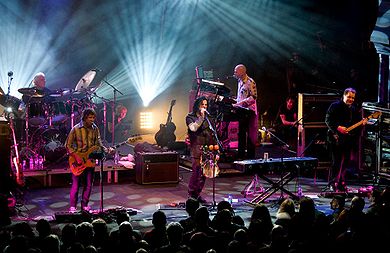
[101,79,123,145]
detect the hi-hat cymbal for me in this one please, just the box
[75,70,97,92]
[18,87,44,97]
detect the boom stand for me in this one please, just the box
[204,115,224,208]
[101,79,124,146]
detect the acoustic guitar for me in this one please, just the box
[69,135,142,176]
[155,100,176,147]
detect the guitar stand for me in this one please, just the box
[241,174,264,198]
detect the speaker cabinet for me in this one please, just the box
[297,125,330,162]
[135,152,179,184]
[298,93,340,126]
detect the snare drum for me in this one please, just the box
[50,101,68,124]
[27,101,47,126]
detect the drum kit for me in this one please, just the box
[5,70,100,166]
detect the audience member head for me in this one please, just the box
[194,206,210,226]
[76,222,94,247]
[331,195,345,210]
[217,200,233,213]
[61,223,76,246]
[36,218,51,238]
[152,210,167,229]
[278,198,296,217]
[185,197,200,217]
[166,222,184,246]
[41,234,60,253]
[116,211,130,225]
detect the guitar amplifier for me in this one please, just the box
[135,151,179,184]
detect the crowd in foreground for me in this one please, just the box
[1,186,390,253]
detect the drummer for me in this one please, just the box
[22,72,53,104]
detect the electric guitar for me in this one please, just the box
[329,111,381,145]
[9,117,24,186]
[155,99,177,147]
[69,135,142,176]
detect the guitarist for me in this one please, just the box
[65,108,113,212]
[325,87,367,192]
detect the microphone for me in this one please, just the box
[226,75,236,79]
[311,106,316,111]
[204,109,211,116]
[261,126,268,132]
[93,68,102,72]
[7,71,13,77]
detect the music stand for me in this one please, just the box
[88,150,106,213]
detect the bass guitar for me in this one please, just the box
[69,135,142,176]
[329,111,381,145]
[155,99,176,147]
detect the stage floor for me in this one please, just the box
[8,160,375,234]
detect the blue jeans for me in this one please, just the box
[69,167,95,209]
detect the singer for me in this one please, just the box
[185,96,216,204]
[232,64,258,159]
[273,96,298,151]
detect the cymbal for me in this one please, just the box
[18,87,44,97]
[75,70,97,92]
[49,88,72,97]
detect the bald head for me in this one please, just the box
[234,64,247,80]
[33,72,46,89]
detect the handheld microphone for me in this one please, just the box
[201,108,211,116]
[93,68,102,72]
[261,126,268,132]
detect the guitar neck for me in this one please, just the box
[346,120,364,132]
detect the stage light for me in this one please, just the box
[140,111,153,129]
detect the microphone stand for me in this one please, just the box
[204,114,223,208]
[101,79,124,146]
[91,92,112,144]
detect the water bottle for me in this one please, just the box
[34,154,39,169]
[114,151,119,165]
[228,195,233,205]
[38,155,43,170]
[297,185,303,198]
[29,157,34,170]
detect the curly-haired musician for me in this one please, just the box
[186,96,216,204]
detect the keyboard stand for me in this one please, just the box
[245,171,299,205]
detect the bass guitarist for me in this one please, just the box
[325,88,367,192]
[65,108,114,212]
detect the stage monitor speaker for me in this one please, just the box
[135,151,179,184]
[297,125,330,162]
[298,93,340,126]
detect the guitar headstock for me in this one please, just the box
[126,135,143,143]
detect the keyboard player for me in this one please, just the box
[232,64,258,160]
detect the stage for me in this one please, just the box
[8,150,376,233]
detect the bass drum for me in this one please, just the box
[32,127,67,162]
